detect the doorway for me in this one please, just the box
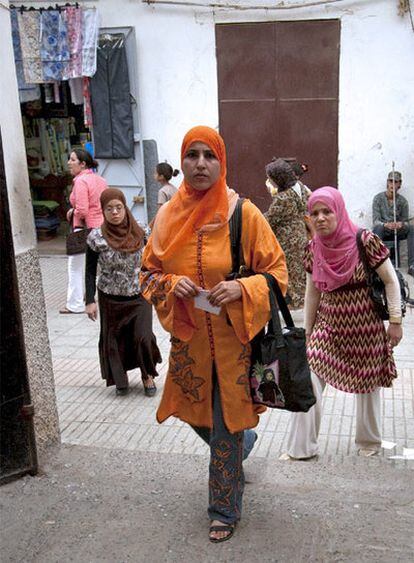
[216,20,340,211]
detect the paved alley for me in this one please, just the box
[41,255,414,460]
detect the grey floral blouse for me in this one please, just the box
[86,227,148,302]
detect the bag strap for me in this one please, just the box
[261,273,285,347]
[356,228,372,283]
[262,272,295,329]
[228,197,245,275]
[228,200,294,345]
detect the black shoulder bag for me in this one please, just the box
[228,199,316,412]
[66,211,91,256]
[356,229,406,320]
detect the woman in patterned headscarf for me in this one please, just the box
[140,126,288,543]
[265,158,310,309]
[283,186,403,460]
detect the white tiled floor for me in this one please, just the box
[41,256,414,459]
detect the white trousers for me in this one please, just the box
[286,372,381,458]
[66,252,86,313]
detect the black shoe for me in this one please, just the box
[144,383,157,397]
[142,376,157,397]
[116,387,129,396]
[408,266,414,277]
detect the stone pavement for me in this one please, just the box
[40,256,414,460]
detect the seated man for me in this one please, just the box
[372,171,413,276]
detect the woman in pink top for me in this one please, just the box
[60,149,108,314]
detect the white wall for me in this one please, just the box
[93,0,413,226]
[3,0,413,228]
[0,2,37,254]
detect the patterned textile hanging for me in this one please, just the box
[81,8,100,77]
[64,6,82,79]
[17,10,43,83]
[10,5,100,85]
[10,9,40,102]
[40,9,70,82]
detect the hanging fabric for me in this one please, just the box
[10,9,40,102]
[69,77,83,105]
[17,11,44,84]
[64,6,83,79]
[90,33,134,159]
[10,5,100,83]
[83,78,93,128]
[81,8,99,77]
[40,9,70,82]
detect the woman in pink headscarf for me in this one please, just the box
[282,187,403,459]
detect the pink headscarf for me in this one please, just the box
[308,186,359,292]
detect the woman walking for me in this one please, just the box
[60,149,108,314]
[265,158,310,309]
[85,188,161,396]
[140,126,287,542]
[284,186,402,459]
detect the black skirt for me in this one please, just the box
[98,289,162,389]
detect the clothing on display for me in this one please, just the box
[81,8,100,77]
[69,78,84,105]
[65,6,83,79]
[10,9,41,102]
[23,115,76,175]
[40,9,70,82]
[10,5,99,87]
[90,33,134,159]
[17,10,43,84]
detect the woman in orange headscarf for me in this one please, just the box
[140,126,287,542]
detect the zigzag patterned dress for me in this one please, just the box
[305,230,397,393]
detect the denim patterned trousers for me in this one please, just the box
[192,374,257,525]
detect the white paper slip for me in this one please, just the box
[381,440,396,450]
[388,448,414,461]
[194,290,221,316]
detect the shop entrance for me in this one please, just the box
[10,5,146,251]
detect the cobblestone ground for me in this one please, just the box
[40,256,414,460]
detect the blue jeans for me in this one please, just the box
[192,376,257,525]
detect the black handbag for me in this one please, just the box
[66,212,91,256]
[228,199,316,412]
[356,229,406,320]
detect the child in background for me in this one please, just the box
[154,162,179,207]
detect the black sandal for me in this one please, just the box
[209,523,235,544]
[142,376,157,397]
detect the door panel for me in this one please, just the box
[276,20,340,99]
[278,99,338,187]
[216,20,340,210]
[216,23,275,100]
[220,100,274,209]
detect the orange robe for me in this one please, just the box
[140,199,288,433]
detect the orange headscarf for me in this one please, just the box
[152,126,234,261]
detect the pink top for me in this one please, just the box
[69,169,108,229]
